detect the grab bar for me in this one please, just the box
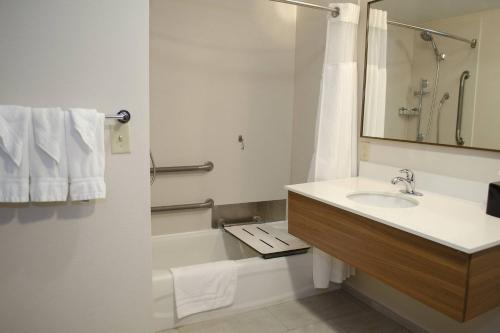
[150,161,214,174]
[456,70,470,146]
[151,199,214,213]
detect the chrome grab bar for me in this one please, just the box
[456,70,470,146]
[151,199,214,213]
[150,161,214,174]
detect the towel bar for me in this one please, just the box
[151,199,214,213]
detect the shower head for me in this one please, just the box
[420,31,433,42]
[420,31,446,61]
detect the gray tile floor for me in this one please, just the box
[162,290,412,333]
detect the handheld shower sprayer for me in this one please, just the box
[439,92,450,106]
[436,92,450,144]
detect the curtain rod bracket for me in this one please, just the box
[331,7,340,17]
[105,110,131,124]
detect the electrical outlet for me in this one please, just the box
[111,123,131,154]
[360,141,370,161]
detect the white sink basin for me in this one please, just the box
[346,191,419,208]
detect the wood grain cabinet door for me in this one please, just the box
[288,192,470,321]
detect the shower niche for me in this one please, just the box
[362,0,500,152]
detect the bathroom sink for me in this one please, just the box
[346,191,419,208]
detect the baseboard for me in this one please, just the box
[342,284,428,333]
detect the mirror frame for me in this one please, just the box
[360,0,500,153]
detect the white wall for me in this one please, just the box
[292,0,500,332]
[150,0,296,234]
[0,1,152,332]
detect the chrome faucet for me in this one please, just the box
[391,169,423,196]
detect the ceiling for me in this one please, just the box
[372,0,500,24]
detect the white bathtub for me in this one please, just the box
[152,221,332,331]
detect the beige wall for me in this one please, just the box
[290,0,329,184]
[150,0,297,234]
[292,0,500,332]
[471,8,500,149]
[0,1,152,332]
[384,26,414,140]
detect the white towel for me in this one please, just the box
[0,105,30,202]
[170,260,238,319]
[30,108,68,202]
[65,108,106,201]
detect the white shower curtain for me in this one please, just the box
[308,3,360,288]
[363,9,387,137]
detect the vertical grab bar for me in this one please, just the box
[456,70,470,146]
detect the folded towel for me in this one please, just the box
[170,260,238,319]
[0,105,31,202]
[65,108,106,201]
[29,108,68,202]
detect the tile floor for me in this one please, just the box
[161,290,413,333]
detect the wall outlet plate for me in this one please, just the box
[360,141,370,161]
[111,123,131,154]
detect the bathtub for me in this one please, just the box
[152,221,333,331]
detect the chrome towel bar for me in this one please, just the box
[150,161,214,174]
[151,199,214,213]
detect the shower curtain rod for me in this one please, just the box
[269,0,340,17]
[387,20,477,48]
[270,2,477,48]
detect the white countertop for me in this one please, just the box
[286,177,500,254]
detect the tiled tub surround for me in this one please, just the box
[152,222,335,331]
[286,177,500,321]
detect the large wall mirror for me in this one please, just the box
[362,0,500,151]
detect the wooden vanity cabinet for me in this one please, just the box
[288,191,500,322]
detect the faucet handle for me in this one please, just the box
[399,169,414,181]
